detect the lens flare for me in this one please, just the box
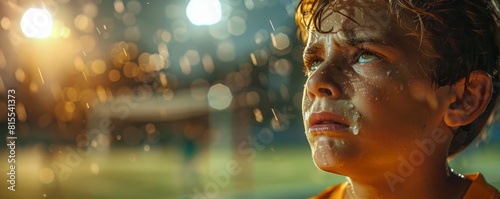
[186,0,222,26]
[20,8,53,38]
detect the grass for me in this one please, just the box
[0,143,498,199]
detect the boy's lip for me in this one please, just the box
[308,112,350,133]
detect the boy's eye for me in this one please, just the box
[303,57,323,74]
[357,51,381,63]
[309,60,321,71]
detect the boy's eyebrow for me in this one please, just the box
[304,45,321,55]
[338,30,389,46]
[303,30,400,56]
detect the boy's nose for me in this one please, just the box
[306,66,342,100]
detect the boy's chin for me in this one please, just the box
[312,152,343,172]
[310,136,357,172]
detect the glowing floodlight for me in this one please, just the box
[20,8,53,38]
[186,0,222,26]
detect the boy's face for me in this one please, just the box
[301,0,454,176]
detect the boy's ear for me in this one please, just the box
[444,71,492,127]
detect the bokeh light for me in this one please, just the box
[21,8,53,38]
[207,83,232,110]
[186,0,222,26]
[39,168,55,184]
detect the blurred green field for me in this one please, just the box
[0,143,499,199]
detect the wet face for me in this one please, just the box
[302,0,455,177]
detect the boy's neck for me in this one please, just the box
[343,161,472,199]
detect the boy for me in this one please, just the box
[295,0,500,198]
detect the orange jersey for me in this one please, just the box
[310,173,499,199]
[463,173,500,199]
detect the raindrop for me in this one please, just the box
[250,53,257,65]
[397,84,404,93]
[343,69,352,77]
[321,150,328,166]
[269,20,275,31]
[333,140,343,148]
[352,112,359,122]
[352,125,360,135]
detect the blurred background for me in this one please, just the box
[0,0,499,198]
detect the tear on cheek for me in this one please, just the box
[348,107,362,135]
[318,137,334,166]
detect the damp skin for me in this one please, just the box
[301,1,458,181]
[299,0,497,198]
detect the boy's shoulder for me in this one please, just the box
[464,173,500,199]
[309,182,347,199]
[309,173,499,199]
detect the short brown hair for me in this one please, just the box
[295,0,500,156]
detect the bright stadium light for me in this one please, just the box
[20,8,53,38]
[186,0,222,26]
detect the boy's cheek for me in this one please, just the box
[301,91,312,111]
[352,64,392,79]
[407,80,444,111]
[351,79,390,104]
